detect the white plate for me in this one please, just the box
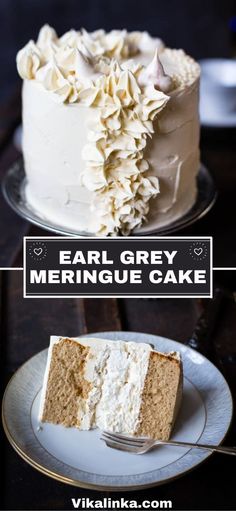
[2,331,233,491]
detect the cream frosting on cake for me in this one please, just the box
[39,336,183,440]
[17,25,200,235]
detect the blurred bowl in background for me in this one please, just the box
[199,59,236,127]
[13,125,22,152]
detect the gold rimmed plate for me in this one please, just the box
[2,331,232,491]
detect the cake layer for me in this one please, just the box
[17,26,200,236]
[39,337,91,427]
[39,336,183,440]
[137,351,183,439]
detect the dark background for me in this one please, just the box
[0,0,236,102]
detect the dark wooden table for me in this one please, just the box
[0,89,236,268]
[1,270,236,510]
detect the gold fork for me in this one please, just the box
[101,431,236,456]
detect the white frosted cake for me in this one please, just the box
[17,25,200,236]
[39,336,183,440]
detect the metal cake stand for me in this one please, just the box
[2,160,217,237]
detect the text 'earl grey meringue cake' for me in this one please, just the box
[39,337,183,440]
[17,26,200,236]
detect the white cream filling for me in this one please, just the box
[77,342,111,429]
[95,341,151,433]
[77,339,151,433]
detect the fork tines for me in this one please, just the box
[101,430,148,447]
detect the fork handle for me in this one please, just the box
[155,440,236,455]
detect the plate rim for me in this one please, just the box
[2,161,217,237]
[2,332,233,491]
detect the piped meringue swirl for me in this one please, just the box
[78,62,169,234]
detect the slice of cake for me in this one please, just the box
[39,336,182,440]
[16,26,200,236]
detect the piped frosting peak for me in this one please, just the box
[138,49,173,92]
[16,40,42,80]
[17,25,199,95]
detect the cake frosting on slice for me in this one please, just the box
[39,336,182,440]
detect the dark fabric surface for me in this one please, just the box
[0,0,236,101]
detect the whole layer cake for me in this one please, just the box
[17,25,200,236]
[39,336,183,440]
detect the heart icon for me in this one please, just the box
[194,248,203,256]
[33,248,43,256]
